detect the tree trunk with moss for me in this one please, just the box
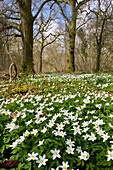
[67,0,76,72]
[17,0,34,74]
[67,23,76,72]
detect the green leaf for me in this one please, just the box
[3,137,10,143]
[0,145,5,153]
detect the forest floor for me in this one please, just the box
[0,73,113,170]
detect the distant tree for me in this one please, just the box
[89,0,113,72]
[56,0,91,72]
[34,7,62,73]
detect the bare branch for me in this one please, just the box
[76,0,91,11]
[2,13,21,20]
[0,22,20,32]
[56,1,70,24]
[1,33,21,38]
[33,0,53,21]
[76,16,91,30]
[42,33,62,49]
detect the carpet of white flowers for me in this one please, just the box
[1,73,113,170]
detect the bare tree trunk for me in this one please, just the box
[18,0,34,74]
[95,19,106,72]
[67,0,76,72]
[95,43,102,72]
[39,50,43,73]
[67,25,76,72]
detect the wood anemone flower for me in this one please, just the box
[0,160,20,169]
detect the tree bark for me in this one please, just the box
[39,49,43,73]
[67,0,76,72]
[95,18,106,72]
[17,0,34,74]
[67,23,76,72]
[95,42,102,72]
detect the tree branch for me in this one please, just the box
[56,1,70,24]
[2,13,21,20]
[76,0,91,11]
[0,22,20,32]
[33,0,53,21]
[43,33,63,49]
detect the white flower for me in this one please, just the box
[36,154,48,167]
[72,122,79,126]
[96,128,105,136]
[95,104,102,109]
[40,116,47,122]
[51,149,61,160]
[60,161,69,170]
[83,98,90,104]
[107,150,113,161]
[21,113,26,119]
[72,125,81,135]
[63,120,69,125]
[59,131,66,137]
[66,139,75,147]
[52,114,59,120]
[76,146,82,153]
[78,151,89,161]
[20,103,24,107]
[90,110,95,114]
[27,152,38,161]
[109,123,113,129]
[35,119,41,124]
[93,118,105,126]
[53,130,66,137]
[109,114,113,118]
[56,123,65,131]
[51,168,59,170]
[83,127,89,133]
[6,122,19,131]
[26,120,32,126]
[52,130,59,136]
[41,127,47,133]
[105,103,109,106]
[102,133,110,142]
[88,132,96,142]
[82,121,89,127]
[10,141,18,149]
[31,129,38,136]
[38,139,44,146]
[47,121,55,128]
[66,146,75,154]
[4,110,11,116]
[23,130,30,137]
[83,134,89,140]
[18,135,25,143]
